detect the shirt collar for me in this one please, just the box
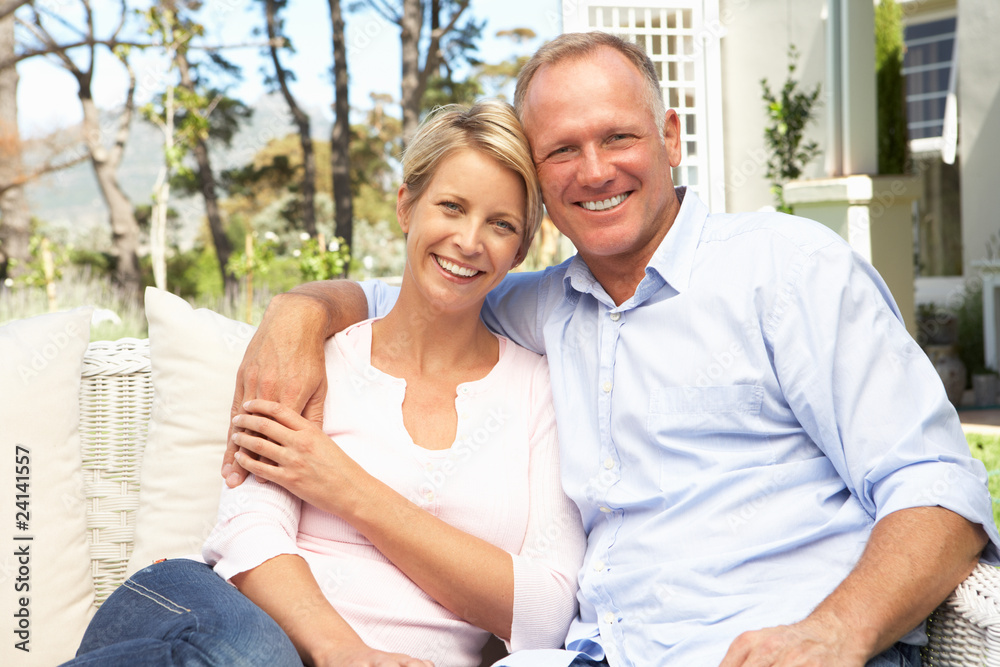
[561,186,709,300]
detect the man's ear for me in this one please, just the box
[662,109,683,168]
[396,184,411,234]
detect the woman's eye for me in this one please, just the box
[494,220,517,233]
[442,201,461,212]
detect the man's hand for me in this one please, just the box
[223,292,333,488]
[719,506,987,667]
[718,615,866,667]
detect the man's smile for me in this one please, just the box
[578,192,631,211]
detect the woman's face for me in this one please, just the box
[397,148,527,317]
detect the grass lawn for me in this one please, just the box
[966,432,1000,532]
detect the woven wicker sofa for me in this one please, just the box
[79,336,1000,666]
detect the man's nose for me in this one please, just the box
[577,146,615,187]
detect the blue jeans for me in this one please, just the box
[564,642,921,666]
[62,559,301,667]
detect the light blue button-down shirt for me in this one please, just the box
[363,188,1000,666]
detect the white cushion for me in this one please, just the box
[0,308,95,665]
[126,287,256,575]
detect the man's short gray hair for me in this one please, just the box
[513,32,667,136]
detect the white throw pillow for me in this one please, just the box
[126,287,256,575]
[0,308,95,665]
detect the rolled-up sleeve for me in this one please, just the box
[770,240,1000,563]
[202,477,304,581]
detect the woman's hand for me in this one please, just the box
[231,399,370,516]
[313,644,435,667]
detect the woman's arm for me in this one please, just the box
[232,400,518,639]
[206,472,433,667]
[232,555,433,667]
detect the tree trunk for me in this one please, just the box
[79,92,141,292]
[329,0,353,270]
[174,53,236,294]
[0,12,30,281]
[191,137,235,293]
[266,0,317,237]
[399,0,423,147]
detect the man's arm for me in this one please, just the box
[223,280,368,488]
[719,505,988,667]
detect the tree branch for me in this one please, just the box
[418,0,467,93]
[107,51,134,169]
[0,150,89,196]
[15,13,80,74]
[0,0,30,21]
[363,0,401,26]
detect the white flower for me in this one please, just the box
[363,256,374,270]
[292,249,301,257]
[264,231,279,242]
[328,239,340,252]
[299,232,311,241]
[3,278,12,287]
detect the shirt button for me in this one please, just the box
[593,560,604,571]
[599,506,612,513]
[604,611,615,624]
[602,381,612,393]
[603,457,615,470]
[424,490,435,501]
[609,311,621,322]
[459,386,470,395]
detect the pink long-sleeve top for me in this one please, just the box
[203,320,586,666]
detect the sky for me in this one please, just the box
[15,0,563,138]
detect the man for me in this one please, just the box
[223,33,997,666]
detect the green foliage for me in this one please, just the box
[10,231,68,289]
[875,0,909,175]
[761,46,822,213]
[957,280,987,375]
[421,74,482,112]
[296,237,351,282]
[966,432,1000,532]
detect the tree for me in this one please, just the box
[359,0,482,145]
[329,0,352,271]
[16,0,142,291]
[0,8,28,280]
[875,0,909,175]
[262,0,317,238]
[146,0,250,296]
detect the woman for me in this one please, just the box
[67,99,585,667]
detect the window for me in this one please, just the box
[563,1,725,212]
[903,17,956,143]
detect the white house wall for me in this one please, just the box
[958,0,1000,273]
[719,0,830,214]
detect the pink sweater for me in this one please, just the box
[203,320,586,666]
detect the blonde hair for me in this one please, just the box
[514,32,666,135]
[399,99,543,257]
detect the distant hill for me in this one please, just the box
[23,93,333,249]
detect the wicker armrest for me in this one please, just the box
[80,338,153,605]
[923,562,1000,665]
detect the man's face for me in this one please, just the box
[521,47,682,276]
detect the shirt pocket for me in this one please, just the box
[647,384,766,449]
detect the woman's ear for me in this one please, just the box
[396,184,411,234]
[512,242,527,269]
